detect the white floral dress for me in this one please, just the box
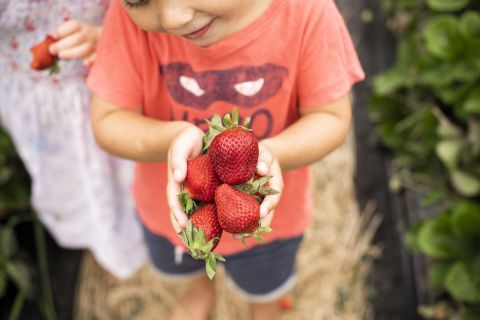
[0,0,147,278]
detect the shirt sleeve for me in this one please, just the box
[297,0,365,108]
[87,0,144,109]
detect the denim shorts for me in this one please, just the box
[142,225,303,302]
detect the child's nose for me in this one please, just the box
[156,1,195,31]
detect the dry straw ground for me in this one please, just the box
[74,133,380,320]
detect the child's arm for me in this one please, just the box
[90,94,204,163]
[260,93,352,172]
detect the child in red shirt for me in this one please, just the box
[88,0,364,318]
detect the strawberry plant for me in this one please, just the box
[370,0,480,318]
[0,128,56,319]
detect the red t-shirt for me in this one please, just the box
[88,0,365,255]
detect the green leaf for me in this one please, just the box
[450,201,480,239]
[435,138,465,169]
[0,226,16,258]
[205,254,216,280]
[459,11,480,43]
[417,215,462,258]
[434,109,463,138]
[445,261,480,303]
[450,169,480,197]
[0,270,6,298]
[462,88,480,116]
[459,308,480,320]
[373,67,409,95]
[424,16,463,61]
[426,0,470,12]
[472,255,480,288]
[428,261,453,289]
[405,222,424,251]
[6,262,32,296]
[231,107,239,126]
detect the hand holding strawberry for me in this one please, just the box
[48,19,102,67]
[167,125,205,233]
[254,141,283,226]
[171,108,283,279]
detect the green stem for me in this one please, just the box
[8,292,25,320]
[33,215,57,320]
[5,213,33,229]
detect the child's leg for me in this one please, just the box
[250,301,281,320]
[142,226,216,319]
[224,236,304,320]
[169,274,216,320]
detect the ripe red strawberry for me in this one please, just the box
[30,35,59,73]
[215,184,271,244]
[183,154,221,202]
[204,108,259,185]
[279,295,294,311]
[179,204,225,279]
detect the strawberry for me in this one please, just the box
[215,184,272,244]
[279,295,294,311]
[203,108,258,185]
[179,204,225,279]
[30,35,60,73]
[184,154,221,201]
[178,154,221,213]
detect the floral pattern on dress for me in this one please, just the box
[0,0,147,279]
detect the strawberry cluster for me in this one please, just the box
[178,108,278,279]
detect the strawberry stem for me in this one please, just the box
[239,226,272,246]
[177,186,196,215]
[49,60,60,75]
[202,107,253,153]
[234,176,279,197]
[179,221,225,280]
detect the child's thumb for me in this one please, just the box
[171,161,187,183]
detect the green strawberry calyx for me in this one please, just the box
[48,60,61,75]
[202,107,252,153]
[177,186,197,216]
[234,176,279,201]
[179,221,225,280]
[239,225,273,246]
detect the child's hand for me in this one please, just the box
[254,141,284,228]
[49,20,102,67]
[167,125,205,234]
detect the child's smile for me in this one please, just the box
[121,0,273,47]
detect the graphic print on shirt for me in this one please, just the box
[159,63,289,109]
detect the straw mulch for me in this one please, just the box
[74,132,380,320]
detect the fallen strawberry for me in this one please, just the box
[279,295,294,311]
[204,108,258,185]
[30,35,60,73]
[178,154,221,214]
[179,204,225,279]
[215,183,272,244]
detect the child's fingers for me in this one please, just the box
[168,126,204,183]
[260,210,274,227]
[257,143,273,176]
[259,160,283,218]
[57,42,94,60]
[53,19,83,39]
[83,53,96,67]
[170,212,184,234]
[168,143,188,183]
[49,31,86,55]
[166,168,187,229]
